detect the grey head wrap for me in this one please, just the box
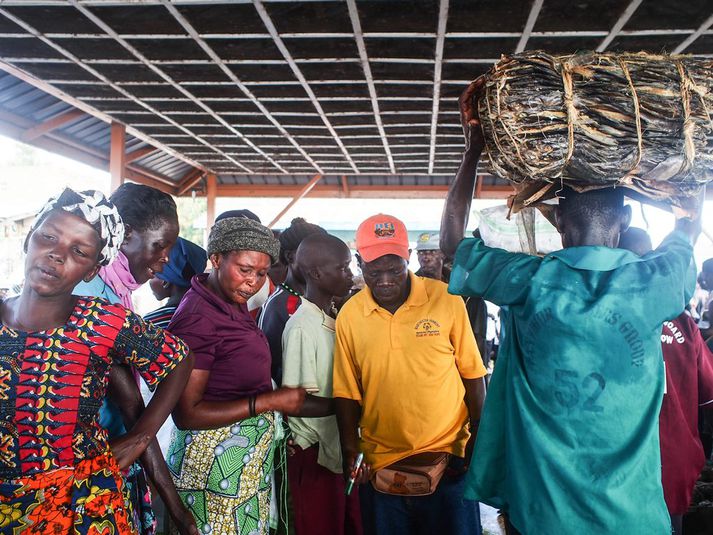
[29,188,125,266]
[208,217,280,263]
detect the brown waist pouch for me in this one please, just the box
[372,452,449,496]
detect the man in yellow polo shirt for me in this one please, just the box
[333,213,487,535]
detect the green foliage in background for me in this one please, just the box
[175,196,207,247]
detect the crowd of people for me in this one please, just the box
[0,78,712,535]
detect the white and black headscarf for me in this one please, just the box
[29,188,125,266]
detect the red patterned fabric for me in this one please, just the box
[0,451,134,534]
[0,296,188,480]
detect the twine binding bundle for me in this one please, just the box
[478,51,713,211]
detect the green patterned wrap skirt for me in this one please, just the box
[167,412,275,535]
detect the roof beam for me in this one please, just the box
[515,0,544,53]
[341,175,350,198]
[268,173,323,228]
[428,0,450,174]
[8,49,712,65]
[68,1,269,175]
[162,0,324,175]
[109,121,126,191]
[673,12,713,54]
[124,168,178,195]
[0,110,107,170]
[0,16,212,174]
[252,0,360,174]
[346,0,395,174]
[596,0,644,52]
[2,28,711,41]
[125,163,176,188]
[0,106,184,194]
[177,168,205,196]
[213,183,514,200]
[125,145,158,164]
[0,105,108,159]
[20,108,85,141]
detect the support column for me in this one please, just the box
[206,173,217,229]
[109,122,126,192]
[268,174,322,228]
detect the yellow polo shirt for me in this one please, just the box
[333,273,486,471]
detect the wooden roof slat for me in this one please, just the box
[597,0,644,52]
[346,0,395,174]
[427,0,449,175]
[69,0,272,174]
[515,0,544,53]
[252,0,360,173]
[162,0,324,175]
[20,107,84,141]
[673,13,713,53]
[0,1,710,195]
[0,8,227,173]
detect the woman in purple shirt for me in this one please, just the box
[167,217,306,535]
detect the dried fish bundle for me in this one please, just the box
[479,51,713,208]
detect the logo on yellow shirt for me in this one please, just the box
[414,318,441,337]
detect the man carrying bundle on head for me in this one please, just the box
[440,78,703,535]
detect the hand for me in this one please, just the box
[464,433,476,470]
[673,186,705,243]
[109,431,151,471]
[459,77,486,155]
[263,387,307,415]
[343,450,372,486]
[170,503,199,535]
[286,437,298,457]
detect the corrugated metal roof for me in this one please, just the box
[0,0,710,195]
[0,69,198,187]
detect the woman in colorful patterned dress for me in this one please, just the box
[0,188,193,534]
[167,217,306,535]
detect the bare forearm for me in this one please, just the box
[335,397,362,456]
[132,354,194,438]
[294,394,334,418]
[174,369,306,431]
[174,388,295,430]
[174,396,254,430]
[463,377,485,434]
[111,361,193,524]
[109,363,145,427]
[441,150,480,259]
[139,439,184,517]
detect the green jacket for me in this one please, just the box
[449,231,695,535]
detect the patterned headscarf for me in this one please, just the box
[208,217,280,263]
[30,188,125,266]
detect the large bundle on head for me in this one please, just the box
[478,51,713,211]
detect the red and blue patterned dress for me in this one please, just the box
[0,297,188,534]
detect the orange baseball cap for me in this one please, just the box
[355,214,410,263]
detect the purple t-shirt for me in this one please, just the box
[168,273,272,402]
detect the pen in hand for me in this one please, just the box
[345,452,364,496]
